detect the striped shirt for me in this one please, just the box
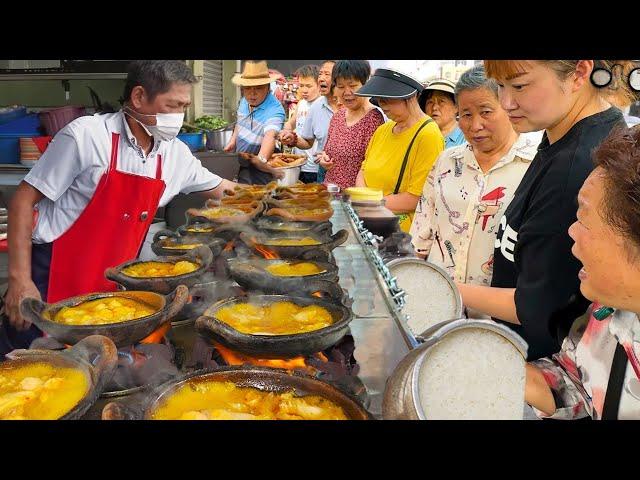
[235,92,285,183]
[236,93,285,152]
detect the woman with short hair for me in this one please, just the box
[315,60,385,189]
[527,125,640,419]
[410,65,539,318]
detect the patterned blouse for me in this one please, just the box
[531,303,640,420]
[409,132,540,292]
[323,108,385,189]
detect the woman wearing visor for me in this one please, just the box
[354,68,444,232]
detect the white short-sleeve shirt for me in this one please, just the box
[25,111,222,244]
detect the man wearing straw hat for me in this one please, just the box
[224,60,287,184]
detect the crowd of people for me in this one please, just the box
[4,57,640,420]
[225,58,640,420]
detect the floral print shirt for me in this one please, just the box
[409,132,540,288]
[532,303,640,420]
[323,108,385,189]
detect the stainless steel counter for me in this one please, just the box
[330,200,411,418]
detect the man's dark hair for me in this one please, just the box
[331,60,371,86]
[295,64,319,81]
[122,60,197,104]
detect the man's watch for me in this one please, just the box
[257,154,268,164]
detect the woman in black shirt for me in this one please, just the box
[456,60,634,360]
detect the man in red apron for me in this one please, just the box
[2,60,237,351]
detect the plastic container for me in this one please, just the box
[0,114,43,164]
[0,106,27,126]
[38,106,87,137]
[19,136,52,167]
[177,132,204,152]
[344,187,384,201]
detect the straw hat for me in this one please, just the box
[232,60,281,86]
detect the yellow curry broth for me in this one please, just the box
[151,380,347,420]
[122,261,199,278]
[214,301,333,335]
[265,262,325,277]
[161,240,203,250]
[263,237,321,246]
[53,297,156,325]
[0,362,88,420]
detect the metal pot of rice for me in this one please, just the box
[382,319,528,420]
[386,258,463,338]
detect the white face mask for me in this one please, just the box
[124,107,184,142]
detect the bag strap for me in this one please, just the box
[393,119,433,194]
[602,342,628,419]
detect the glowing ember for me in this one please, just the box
[214,342,327,372]
[252,241,280,260]
[223,240,235,253]
[140,323,171,344]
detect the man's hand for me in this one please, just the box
[4,279,41,331]
[315,151,334,171]
[270,167,285,179]
[223,139,236,153]
[278,129,297,147]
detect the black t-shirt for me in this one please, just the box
[491,107,624,360]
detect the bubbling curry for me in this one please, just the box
[185,225,215,233]
[122,260,199,278]
[150,380,347,420]
[161,240,203,250]
[265,262,325,277]
[214,301,333,335]
[0,362,89,420]
[53,297,156,325]
[262,237,321,246]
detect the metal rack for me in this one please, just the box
[340,201,419,350]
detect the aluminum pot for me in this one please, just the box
[382,318,528,420]
[275,164,302,187]
[3,335,118,419]
[205,126,234,152]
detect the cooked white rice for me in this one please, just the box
[416,328,525,420]
[390,262,458,335]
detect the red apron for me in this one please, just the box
[46,133,166,303]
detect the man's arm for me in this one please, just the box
[5,182,45,329]
[250,130,279,173]
[223,125,239,152]
[199,178,239,199]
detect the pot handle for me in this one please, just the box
[311,222,333,236]
[153,229,180,243]
[300,249,331,262]
[104,267,129,286]
[70,335,119,390]
[185,245,214,270]
[164,284,190,321]
[326,229,349,249]
[19,296,47,328]
[102,401,138,420]
[291,279,345,303]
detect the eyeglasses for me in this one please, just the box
[590,66,640,92]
